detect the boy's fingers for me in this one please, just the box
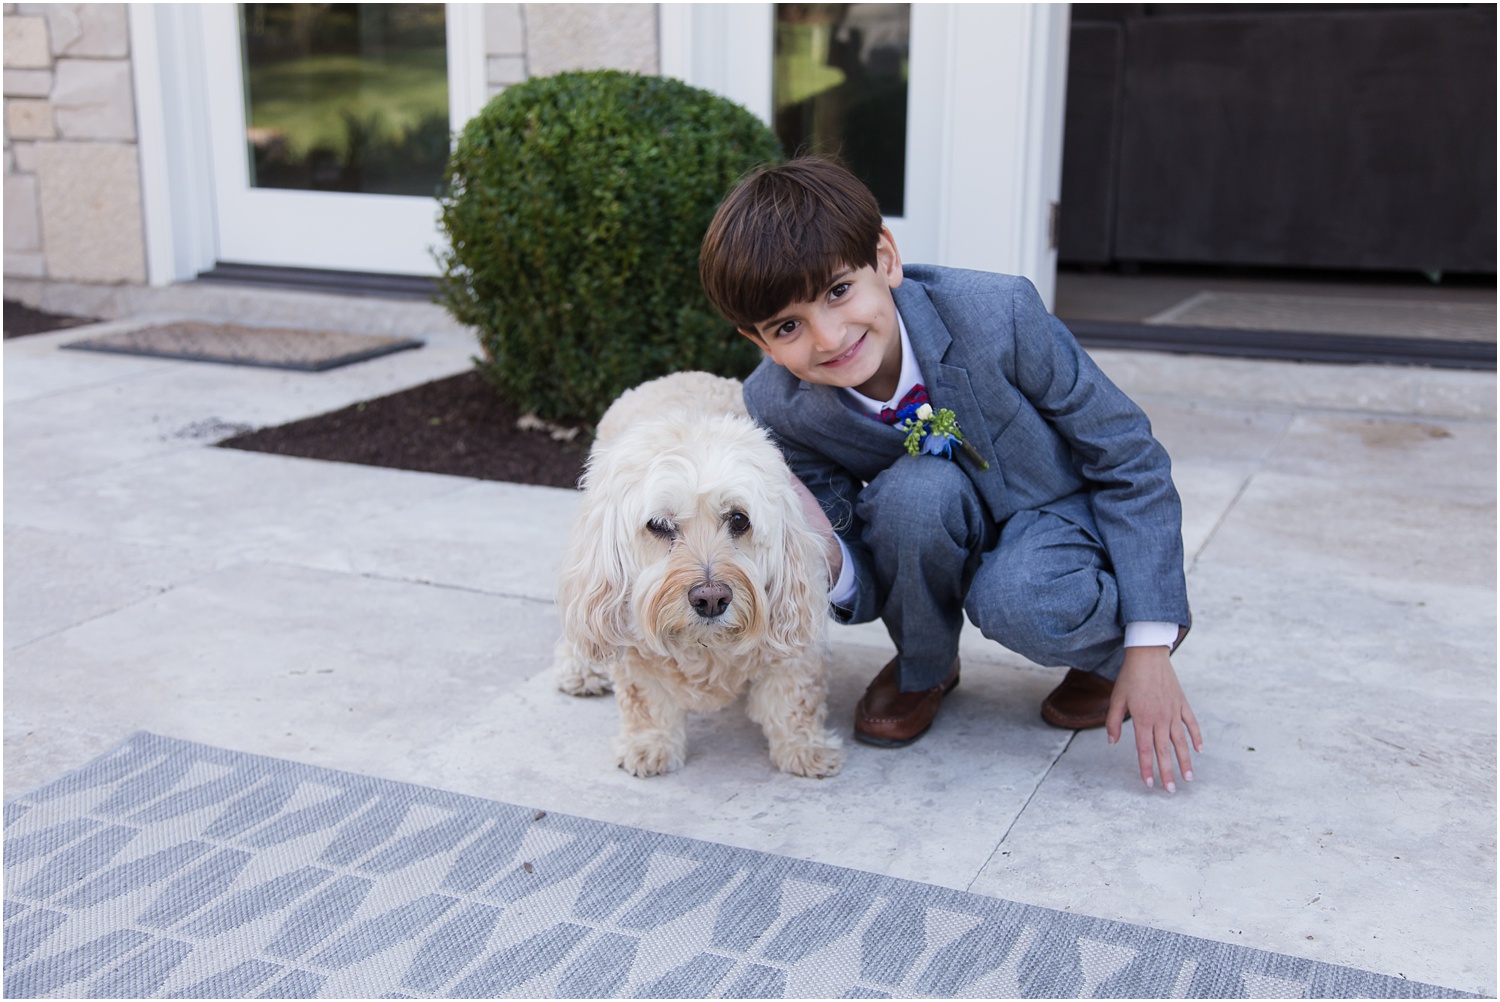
[1134,727,1156,788]
[1184,706,1204,752]
[1153,727,1177,793]
[1105,694,1127,745]
[1171,721,1194,782]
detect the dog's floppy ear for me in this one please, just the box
[762,479,831,655]
[556,465,635,664]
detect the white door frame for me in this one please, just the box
[659,3,1069,308]
[131,3,487,284]
[131,3,217,287]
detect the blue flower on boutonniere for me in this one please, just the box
[900,403,990,469]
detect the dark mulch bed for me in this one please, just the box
[219,371,589,489]
[9,299,585,488]
[4,299,98,338]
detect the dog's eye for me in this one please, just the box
[646,518,675,540]
[725,510,751,537]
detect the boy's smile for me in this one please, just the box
[741,227,905,402]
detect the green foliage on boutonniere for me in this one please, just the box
[900,404,990,469]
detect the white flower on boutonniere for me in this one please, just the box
[899,404,989,469]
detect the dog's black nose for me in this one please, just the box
[689,582,732,619]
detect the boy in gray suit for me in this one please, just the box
[699,158,1202,792]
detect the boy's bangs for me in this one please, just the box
[712,212,876,330]
[700,156,884,331]
[737,241,847,330]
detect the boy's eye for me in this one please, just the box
[829,282,851,301]
[774,320,799,338]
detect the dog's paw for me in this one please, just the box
[555,657,613,697]
[614,734,685,778]
[772,735,845,779]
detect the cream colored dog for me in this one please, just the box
[554,371,843,779]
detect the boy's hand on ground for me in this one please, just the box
[1106,647,1202,792]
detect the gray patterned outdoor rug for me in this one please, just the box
[63,322,422,372]
[3,733,1470,999]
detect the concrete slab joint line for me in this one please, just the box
[968,730,1079,894]
[1185,415,1294,570]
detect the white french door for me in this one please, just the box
[659,3,1069,307]
[195,3,487,276]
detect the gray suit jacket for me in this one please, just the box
[743,264,1190,628]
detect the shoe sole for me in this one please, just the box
[1040,713,1106,730]
[853,729,929,749]
[1039,708,1127,731]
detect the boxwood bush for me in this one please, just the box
[437,70,783,426]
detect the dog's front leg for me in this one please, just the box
[747,661,845,778]
[611,660,688,777]
[553,635,613,696]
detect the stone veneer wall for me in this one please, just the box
[3,2,659,291]
[3,3,144,284]
[511,3,658,85]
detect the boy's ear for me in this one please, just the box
[877,225,904,289]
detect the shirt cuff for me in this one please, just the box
[828,536,858,609]
[1124,621,1179,649]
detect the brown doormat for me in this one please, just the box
[62,321,423,371]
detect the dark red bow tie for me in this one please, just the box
[874,384,929,425]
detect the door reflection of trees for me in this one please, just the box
[775,3,911,216]
[241,3,450,197]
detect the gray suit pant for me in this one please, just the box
[855,454,1128,692]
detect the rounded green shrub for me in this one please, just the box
[437,70,783,426]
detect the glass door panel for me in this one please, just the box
[201,2,475,275]
[241,4,450,197]
[663,4,1065,299]
[773,3,911,216]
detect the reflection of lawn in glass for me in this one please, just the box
[775,23,845,111]
[247,48,448,160]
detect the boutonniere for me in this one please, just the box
[900,403,990,469]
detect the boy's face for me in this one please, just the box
[739,227,905,401]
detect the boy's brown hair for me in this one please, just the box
[700,157,884,332]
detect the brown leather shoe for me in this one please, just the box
[1040,629,1187,730]
[1040,668,1115,730]
[855,658,960,747]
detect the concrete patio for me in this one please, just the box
[4,280,1495,996]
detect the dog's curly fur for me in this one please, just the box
[554,371,843,778]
